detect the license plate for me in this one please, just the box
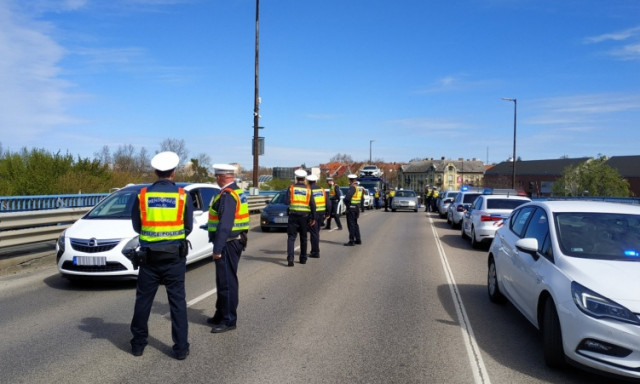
[73,256,107,266]
[274,217,288,223]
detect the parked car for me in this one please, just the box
[359,165,382,177]
[391,189,418,212]
[488,200,640,380]
[461,194,531,248]
[437,190,459,218]
[362,188,373,210]
[260,189,288,232]
[56,182,220,280]
[447,188,485,228]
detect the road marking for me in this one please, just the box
[430,215,492,384]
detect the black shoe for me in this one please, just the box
[132,346,145,357]
[355,240,362,245]
[337,227,343,230]
[211,324,236,334]
[299,258,307,264]
[309,253,319,258]
[323,226,331,230]
[344,242,355,246]
[175,349,189,360]
[287,261,294,267]
[206,317,220,325]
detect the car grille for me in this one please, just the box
[61,261,128,272]
[70,238,121,253]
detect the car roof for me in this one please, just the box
[527,200,640,214]
[482,195,531,200]
[115,182,219,193]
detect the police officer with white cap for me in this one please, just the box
[344,174,364,246]
[324,177,343,230]
[206,163,249,333]
[284,169,316,266]
[130,151,192,360]
[306,174,326,258]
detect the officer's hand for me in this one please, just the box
[213,253,222,260]
[310,219,316,226]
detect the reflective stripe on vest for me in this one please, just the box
[311,187,326,212]
[139,187,186,242]
[208,187,250,234]
[288,184,311,212]
[351,186,363,205]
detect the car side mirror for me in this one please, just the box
[515,238,539,260]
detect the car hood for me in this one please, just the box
[262,203,288,215]
[563,257,640,309]
[66,218,135,239]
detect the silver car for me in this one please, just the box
[437,190,459,218]
[391,189,418,212]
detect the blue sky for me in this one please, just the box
[1,0,639,169]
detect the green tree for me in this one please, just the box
[262,178,291,191]
[552,156,631,197]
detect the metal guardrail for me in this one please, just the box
[0,195,273,249]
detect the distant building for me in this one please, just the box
[398,158,485,192]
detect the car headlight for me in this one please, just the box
[122,236,140,262]
[56,229,66,259]
[572,281,640,325]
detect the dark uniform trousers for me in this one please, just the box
[131,257,189,355]
[287,212,309,262]
[346,207,361,243]
[309,211,324,257]
[326,199,343,229]
[211,239,243,327]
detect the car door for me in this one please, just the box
[186,186,219,261]
[498,206,535,312]
[506,207,550,324]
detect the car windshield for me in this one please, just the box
[395,190,416,197]
[486,199,529,210]
[85,188,141,219]
[463,193,481,203]
[555,212,640,261]
[270,190,286,204]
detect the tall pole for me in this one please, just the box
[502,98,517,189]
[369,140,375,163]
[252,0,260,187]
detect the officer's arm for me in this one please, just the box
[309,192,316,216]
[212,193,236,256]
[183,194,194,237]
[131,196,142,234]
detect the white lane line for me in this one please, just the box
[430,216,492,384]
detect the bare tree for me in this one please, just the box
[94,145,111,166]
[113,144,138,173]
[159,138,189,165]
[329,153,354,163]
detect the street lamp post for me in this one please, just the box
[502,97,517,189]
[369,140,375,163]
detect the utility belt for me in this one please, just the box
[133,240,190,268]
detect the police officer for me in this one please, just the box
[284,169,316,266]
[207,163,249,333]
[306,174,326,258]
[324,177,343,230]
[130,151,192,360]
[344,174,364,246]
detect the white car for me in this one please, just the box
[488,200,640,380]
[461,194,531,248]
[56,182,220,280]
[359,165,381,177]
[362,188,373,210]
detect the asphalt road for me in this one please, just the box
[0,210,629,384]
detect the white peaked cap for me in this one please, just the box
[211,163,237,174]
[294,169,308,178]
[151,151,179,171]
[306,174,318,182]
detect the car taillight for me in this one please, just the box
[480,215,503,222]
[457,205,465,212]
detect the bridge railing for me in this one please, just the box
[0,195,274,249]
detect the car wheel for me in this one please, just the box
[447,214,452,226]
[471,227,480,249]
[414,208,418,212]
[392,208,396,212]
[261,226,270,232]
[487,257,506,303]
[542,298,566,368]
